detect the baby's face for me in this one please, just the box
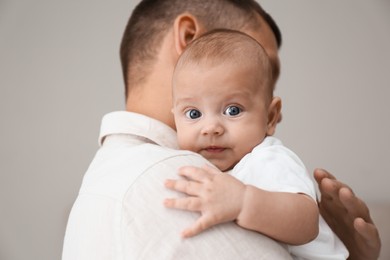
[172,61,273,171]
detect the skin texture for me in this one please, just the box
[170,42,319,244]
[122,8,381,259]
[172,60,278,171]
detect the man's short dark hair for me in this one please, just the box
[120,0,282,97]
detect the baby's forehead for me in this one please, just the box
[174,65,267,98]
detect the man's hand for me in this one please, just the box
[314,168,381,260]
[164,165,246,238]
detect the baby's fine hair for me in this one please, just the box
[175,29,274,95]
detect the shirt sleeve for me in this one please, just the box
[232,142,317,201]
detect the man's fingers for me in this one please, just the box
[354,218,381,249]
[339,187,364,217]
[165,179,200,196]
[339,187,356,214]
[314,169,340,201]
[318,177,340,201]
[314,168,336,184]
[164,197,201,212]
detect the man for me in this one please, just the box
[63,1,380,259]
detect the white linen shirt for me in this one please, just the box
[62,111,292,260]
[232,137,349,260]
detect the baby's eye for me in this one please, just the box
[224,106,242,117]
[185,109,202,119]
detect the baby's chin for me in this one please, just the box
[209,159,236,172]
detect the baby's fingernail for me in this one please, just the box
[181,231,189,238]
[163,199,170,206]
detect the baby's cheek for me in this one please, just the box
[176,134,186,150]
[176,133,195,151]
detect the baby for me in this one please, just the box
[166,29,348,259]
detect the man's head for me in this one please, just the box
[120,0,282,129]
[172,30,281,171]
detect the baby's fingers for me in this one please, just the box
[164,197,202,212]
[165,179,200,196]
[181,215,215,238]
[179,165,217,182]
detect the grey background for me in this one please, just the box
[0,0,389,259]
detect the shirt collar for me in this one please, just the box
[99,111,178,149]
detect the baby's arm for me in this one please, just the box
[237,184,318,245]
[164,165,319,245]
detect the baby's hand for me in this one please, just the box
[164,165,246,238]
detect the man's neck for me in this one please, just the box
[125,29,178,130]
[126,87,176,130]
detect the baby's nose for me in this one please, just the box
[201,122,224,136]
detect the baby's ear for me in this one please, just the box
[266,97,282,136]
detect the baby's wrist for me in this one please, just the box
[235,185,255,228]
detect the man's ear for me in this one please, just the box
[173,13,203,55]
[266,96,282,136]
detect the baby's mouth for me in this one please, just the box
[203,146,226,153]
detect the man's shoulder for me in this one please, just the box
[96,140,206,170]
[78,142,207,201]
